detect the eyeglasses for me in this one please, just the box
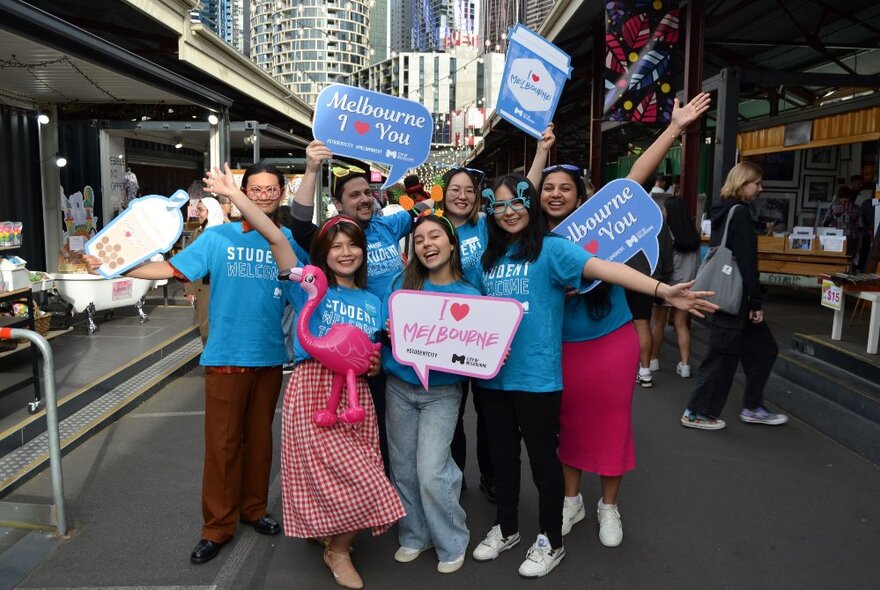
[331,165,367,178]
[245,185,282,200]
[445,186,477,197]
[484,181,532,215]
[543,164,582,174]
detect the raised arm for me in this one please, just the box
[83,256,175,279]
[583,256,718,317]
[205,164,298,271]
[293,140,333,214]
[626,92,711,186]
[526,123,556,189]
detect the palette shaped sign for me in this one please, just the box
[389,291,524,390]
[552,178,663,292]
[313,84,433,188]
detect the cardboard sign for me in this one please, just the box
[389,290,524,390]
[313,84,432,189]
[821,280,842,311]
[85,190,189,278]
[496,24,572,139]
[552,178,663,291]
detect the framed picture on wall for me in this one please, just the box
[805,146,837,170]
[746,151,800,188]
[754,192,795,232]
[797,210,818,228]
[802,175,836,209]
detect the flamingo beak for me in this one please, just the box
[286,267,303,283]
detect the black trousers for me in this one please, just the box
[367,371,389,472]
[687,314,778,417]
[475,387,564,549]
[451,381,495,480]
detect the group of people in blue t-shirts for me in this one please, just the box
[98,93,713,588]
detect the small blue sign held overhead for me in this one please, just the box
[496,24,573,140]
[312,84,433,188]
[552,178,663,292]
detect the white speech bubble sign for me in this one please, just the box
[389,290,524,390]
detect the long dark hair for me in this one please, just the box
[403,215,464,290]
[665,197,700,252]
[309,216,368,289]
[482,174,547,270]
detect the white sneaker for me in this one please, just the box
[437,553,465,573]
[517,534,565,578]
[676,362,691,378]
[472,525,520,561]
[561,494,585,536]
[597,499,623,547]
[394,544,433,563]
[636,367,653,388]
[649,358,660,372]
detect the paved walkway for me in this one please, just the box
[5,335,879,589]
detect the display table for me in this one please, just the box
[758,236,850,287]
[831,290,880,354]
[0,286,41,412]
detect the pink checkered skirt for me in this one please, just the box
[280,359,404,538]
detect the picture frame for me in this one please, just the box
[805,146,837,170]
[754,191,795,232]
[746,151,800,188]
[801,175,836,209]
[797,210,817,228]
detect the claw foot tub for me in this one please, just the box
[52,273,168,335]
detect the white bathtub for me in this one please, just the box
[52,273,168,334]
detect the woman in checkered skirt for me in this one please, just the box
[204,166,403,590]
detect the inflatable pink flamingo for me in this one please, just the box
[287,265,380,427]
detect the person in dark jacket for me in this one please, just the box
[681,161,788,430]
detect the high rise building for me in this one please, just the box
[369,0,391,63]
[524,0,555,31]
[251,1,373,106]
[391,1,480,52]
[192,0,248,53]
[481,0,523,52]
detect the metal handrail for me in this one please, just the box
[0,327,66,536]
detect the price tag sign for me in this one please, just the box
[821,280,842,311]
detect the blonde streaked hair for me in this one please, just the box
[720,161,763,200]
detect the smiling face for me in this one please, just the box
[244,171,284,215]
[413,219,455,272]
[443,171,478,224]
[540,171,580,226]
[325,231,364,284]
[491,184,530,237]
[335,176,374,222]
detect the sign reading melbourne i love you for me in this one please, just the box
[313,84,433,188]
[389,291,524,390]
[553,178,663,292]
[496,24,572,139]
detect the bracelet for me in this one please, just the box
[654,281,662,299]
[669,132,680,141]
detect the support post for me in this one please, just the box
[589,22,604,188]
[713,67,741,210]
[681,0,705,217]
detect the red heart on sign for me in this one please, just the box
[354,121,370,135]
[450,303,470,321]
[531,73,540,82]
[585,240,599,254]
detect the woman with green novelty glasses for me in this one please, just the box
[471,153,717,578]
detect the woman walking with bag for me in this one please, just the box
[681,161,788,430]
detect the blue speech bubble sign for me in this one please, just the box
[552,178,663,291]
[313,84,433,188]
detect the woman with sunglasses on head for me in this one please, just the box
[473,151,716,577]
[523,95,711,549]
[205,164,403,590]
[382,213,478,575]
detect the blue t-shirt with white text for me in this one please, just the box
[562,284,632,342]
[364,211,413,300]
[456,215,489,290]
[480,236,591,392]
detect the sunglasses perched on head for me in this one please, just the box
[543,164,582,174]
[331,164,367,178]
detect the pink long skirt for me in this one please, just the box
[280,360,405,538]
[558,323,639,476]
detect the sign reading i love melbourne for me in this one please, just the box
[312,84,433,188]
[552,178,663,292]
[388,291,524,390]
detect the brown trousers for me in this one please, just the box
[202,367,282,543]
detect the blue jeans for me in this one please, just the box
[385,375,469,561]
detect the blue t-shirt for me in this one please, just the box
[288,282,382,365]
[364,211,413,300]
[382,276,482,387]
[170,222,309,367]
[562,284,632,342]
[481,236,592,392]
[456,215,489,290]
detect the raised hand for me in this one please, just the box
[306,140,333,171]
[670,92,712,132]
[203,164,241,200]
[537,123,556,153]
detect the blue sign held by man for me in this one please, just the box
[496,24,572,140]
[552,178,663,292]
[313,84,433,188]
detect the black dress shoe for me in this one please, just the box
[190,539,224,564]
[240,514,281,535]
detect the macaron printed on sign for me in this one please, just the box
[312,84,433,188]
[496,24,573,139]
[85,190,189,279]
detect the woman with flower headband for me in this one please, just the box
[472,100,716,576]
[382,212,478,574]
[521,93,711,553]
[204,164,403,590]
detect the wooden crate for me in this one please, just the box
[757,235,786,253]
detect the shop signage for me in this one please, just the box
[821,280,843,311]
[388,291,523,390]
